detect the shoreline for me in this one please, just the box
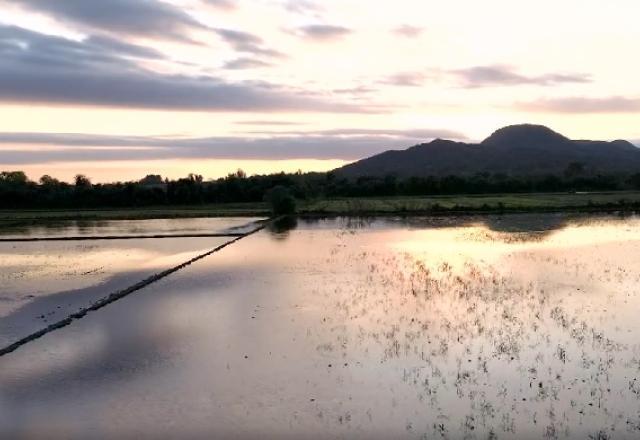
[2,191,640,222]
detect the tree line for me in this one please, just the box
[2,168,640,209]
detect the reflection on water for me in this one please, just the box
[0,217,262,347]
[300,212,637,236]
[0,217,264,238]
[266,215,298,239]
[1,214,640,439]
[0,237,235,347]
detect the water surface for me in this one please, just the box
[1,214,640,439]
[0,217,263,238]
[0,217,262,346]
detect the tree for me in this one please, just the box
[139,174,163,185]
[74,174,92,187]
[265,185,296,216]
[39,175,61,186]
[628,173,640,190]
[0,171,28,186]
[564,162,585,179]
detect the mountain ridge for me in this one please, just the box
[335,124,640,178]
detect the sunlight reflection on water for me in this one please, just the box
[1,214,640,439]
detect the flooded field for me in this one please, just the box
[2,214,640,439]
[0,217,264,239]
[0,217,262,346]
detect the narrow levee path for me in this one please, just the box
[0,219,273,357]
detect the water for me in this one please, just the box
[0,217,264,238]
[0,217,262,346]
[1,214,640,439]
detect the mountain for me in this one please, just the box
[335,124,640,178]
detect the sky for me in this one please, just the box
[0,0,639,182]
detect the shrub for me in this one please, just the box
[265,185,297,216]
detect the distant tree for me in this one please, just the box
[564,162,585,179]
[39,175,61,186]
[0,171,31,208]
[628,173,640,190]
[227,169,246,179]
[139,174,163,185]
[265,185,297,216]
[0,171,28,186]
[74,174,92,187]
[2,166,640,210]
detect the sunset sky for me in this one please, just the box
[0,0,639,182]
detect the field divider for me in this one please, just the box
[0,218,275,358]
[0,233,245,242]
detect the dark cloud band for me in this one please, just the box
[451,66,591,88]
[0,24,365,112]
[8,0,208,42]
[0,129,463,164]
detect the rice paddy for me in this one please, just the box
[1,214,640,438]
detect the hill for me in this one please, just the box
[335,124,640,178]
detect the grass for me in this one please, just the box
[1,191,640,222]
[301,191,640,214]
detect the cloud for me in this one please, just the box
[451,65,591,88]
[295,24,351,41]
[234,120,307,126]
[201,0,236,10]
[8,0,208,43]
[393,25,424,38]
[214,28,284,58]
[84,35,166,60]
[376,66,588,89]
[245,128,463,138]
[0,25,365,112]
[517,96,640,113]
[0,128,464,164]
[380,72,426,87]
[223,57,272,69]
[0,24,164,68]
[284,0,323,14]
[332,86,377,96]
[214,28,261,45]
